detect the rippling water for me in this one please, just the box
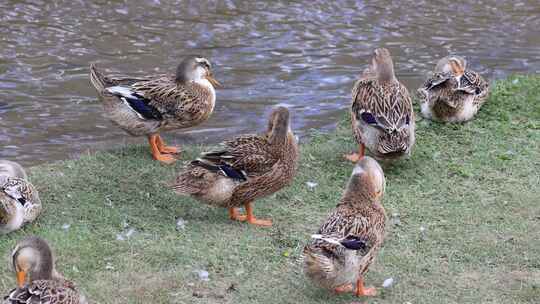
[1,0,539,166]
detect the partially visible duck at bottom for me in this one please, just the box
[3,236,88,304]
[304,156,386,297]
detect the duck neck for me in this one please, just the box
[377,62,396,83]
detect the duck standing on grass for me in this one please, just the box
[0,160,41,234]
[172,106,298,227]
[417,55,489,122]
[89,56,220,164]
[347,48,415,162]
[304,156,386,297]
[3,236,87,304]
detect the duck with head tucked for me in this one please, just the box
[0,160,41,234]
[3,236,87,304]
[90,56,220,164]
[417,55,489,122]
[172,106,298,227]
[347,48,415,162]
[304,156,386,297]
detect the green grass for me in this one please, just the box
[1,76,539,304]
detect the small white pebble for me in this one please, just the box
[61,223,71,230]
[176,218,186,231]
[105,263,115,270]
[306,181,318,190]
[194,269,210,281]
[124,228,136,238]
[382,277,394,288]
[420,226,426,232]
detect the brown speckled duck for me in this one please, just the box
[0,160,41,234]
[304,156,386,297]
[417,55,489,122]
[172,106,298,227]
[347,48,415,162]
[3,236,87,304]
[89,56,220,164]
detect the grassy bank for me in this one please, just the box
[1,76,539,304]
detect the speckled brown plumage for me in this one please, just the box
[350,48,415,161]
[172,107,298,225]
[4,279,83,304]
[0,160,41,234]
[418,56,489,122]
[89,56,219,163]
[304,157,386,296]
[89,66,215,135]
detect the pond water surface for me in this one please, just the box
[1,0,539,166]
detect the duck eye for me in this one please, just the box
[405,115,410,125]
[360,112,377,125]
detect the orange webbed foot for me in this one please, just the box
[334,284,354,294]
[229,208,247,222]
[156,135,180,154]
[246,217,273,227]
[355,278,377,297]
[149,135,177,164]
[159,145,180,154]
[244,202,273,227]
[345,144,365,163]
[153,153,177,164]
[344,153,361,162]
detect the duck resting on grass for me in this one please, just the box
[347,48,415,162]
[3,236,87,304]
[172,106,299,227]
[89,56,220,164]
[0,160,41,234]
[417,55,489,122]
[304,156,386,297]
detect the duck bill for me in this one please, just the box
[205,73,221,88]
[16,271,26,288]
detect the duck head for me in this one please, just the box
[175,56,220,88]
[346,156,386,203]
[435,55,467,77]
[267,106,292,145]
[371,48,396,83]
[11,236,57,287]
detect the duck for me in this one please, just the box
[417,55,489,122]
[0,160,41,234]
[3,236,88,304]
[303,156,386,297]
[89,56,220,164]
[346,48,415,162]
[172,106,298,227]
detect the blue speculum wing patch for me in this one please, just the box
[340,235,367,251]
[360,112,378,125]
[122,95,163,120]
